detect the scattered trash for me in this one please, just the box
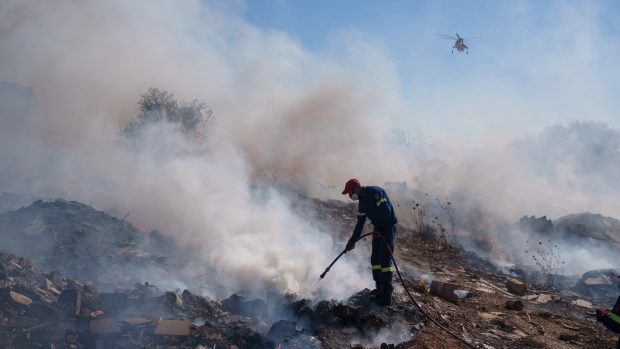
[9,290,33,306]
[430,280,461,303]
[454,290,470,298]
[571,299,592,309]
[523,293,551,304]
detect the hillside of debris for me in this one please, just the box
[1,195,620,348]
[0,199,182,292]
[1,222,617,349]
[519,212,620,247]
[0,193,40,215]
[555,213,620,246]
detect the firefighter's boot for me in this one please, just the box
[378,284,393,306]
[370,282,383,303]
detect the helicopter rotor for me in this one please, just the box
[437,33,458,40]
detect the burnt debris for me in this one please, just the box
[0,252,423,349]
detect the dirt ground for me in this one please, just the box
[389,232,619,349]
[297,196,620,348]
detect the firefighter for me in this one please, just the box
[596,278,620,348]
[341,179,398,306]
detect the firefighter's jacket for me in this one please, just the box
[350,186,397,240]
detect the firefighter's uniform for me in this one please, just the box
[349,186,398,288]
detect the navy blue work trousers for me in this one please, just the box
[370,225,396,285]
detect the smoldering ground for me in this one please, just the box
[1,0,619,301]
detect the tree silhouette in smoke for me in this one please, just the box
[121,88,213,139]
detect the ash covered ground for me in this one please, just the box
[1,194,619,349]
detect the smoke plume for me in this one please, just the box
[1,0,619,298]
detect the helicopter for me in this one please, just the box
[437,33,477,54]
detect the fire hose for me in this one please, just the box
[317,233,478,349]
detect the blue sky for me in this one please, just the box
[242,1,620,143]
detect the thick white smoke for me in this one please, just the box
[1,0,619,297]
[0,0,408,299]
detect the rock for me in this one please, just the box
[505,300,524,311]
[491,318,515,332]
[506,279,527,296]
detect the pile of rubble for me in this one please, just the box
[555,213,620,246]
[0,251,427,348]
[0,199,180,291]
[0,250,262,348]
[2,194,620,348]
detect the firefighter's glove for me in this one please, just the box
[596,308,610,322]
[346,238,356,252]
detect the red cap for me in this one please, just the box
[342,179,361,195]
